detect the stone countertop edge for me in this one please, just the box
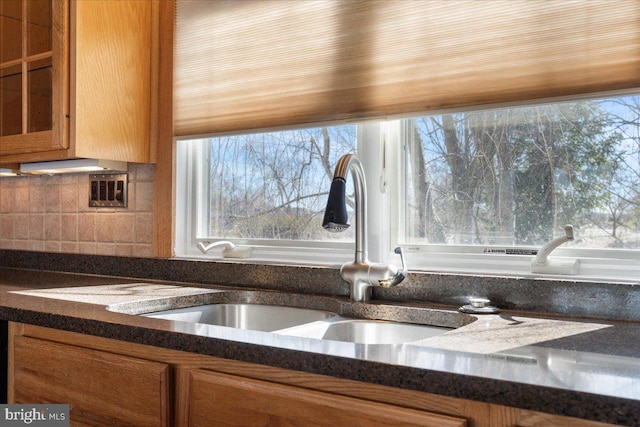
[0,305,637,427]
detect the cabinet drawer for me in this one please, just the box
[12,336,170,427]
[187,369,467,427]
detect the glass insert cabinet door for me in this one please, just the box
[0,0,67,154]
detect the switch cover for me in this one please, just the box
[89,173,128,208]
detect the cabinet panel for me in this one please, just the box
[71,0,152,162]
[12,336,171,427]
[186,369,467,427]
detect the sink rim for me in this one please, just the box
[107,289,344,317]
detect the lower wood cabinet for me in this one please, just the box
[7,323,620,427]
[11,335,171,427]
[186,369,465,427]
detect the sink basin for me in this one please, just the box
[143,303,337,332]
[132,291,470,345]
[276,318,451,344]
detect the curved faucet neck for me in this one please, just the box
[326,153,407,302]
[334,154,368,263]
[534,224,574,265]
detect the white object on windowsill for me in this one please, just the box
[197,241,253,259]
[530,225,580,275]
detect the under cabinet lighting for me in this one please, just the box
[0,168,21,177]
[19,159,128,175]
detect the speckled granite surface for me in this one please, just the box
[0,250,639,425]
[1,249,638,321]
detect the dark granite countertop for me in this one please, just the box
[0,267,639,426]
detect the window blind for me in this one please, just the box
[174,0,640,138]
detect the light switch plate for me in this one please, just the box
[89,173,128,208]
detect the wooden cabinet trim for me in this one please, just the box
[152,0,175,258]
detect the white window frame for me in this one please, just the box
[386,109,640,283]
[174,123,390,266]
[175,102,640,283]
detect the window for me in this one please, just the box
[402,97,640,249]
[176,93,640,282]
[176,125,359,263]
[173,0,640,281]
[395,94,640,281]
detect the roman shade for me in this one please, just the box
[174,0,640,138]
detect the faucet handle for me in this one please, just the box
[394,246,407,273]
[379,247,408,288]
[531,224,579,274]
[197,240,253,259]
[197,240,235,254]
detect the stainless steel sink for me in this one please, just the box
[275,318,451,344]
[143,302,456,344]
[143,303,337,332]
[130,290,473,345]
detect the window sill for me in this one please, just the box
[405,252,640,284]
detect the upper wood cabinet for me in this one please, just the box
[0,0,157,164]
[0,0,65,157]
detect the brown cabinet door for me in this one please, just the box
[186,369,467,427]
[12,336,171,427]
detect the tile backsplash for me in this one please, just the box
[0,163,154,257]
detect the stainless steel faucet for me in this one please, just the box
[322,154,407,301]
